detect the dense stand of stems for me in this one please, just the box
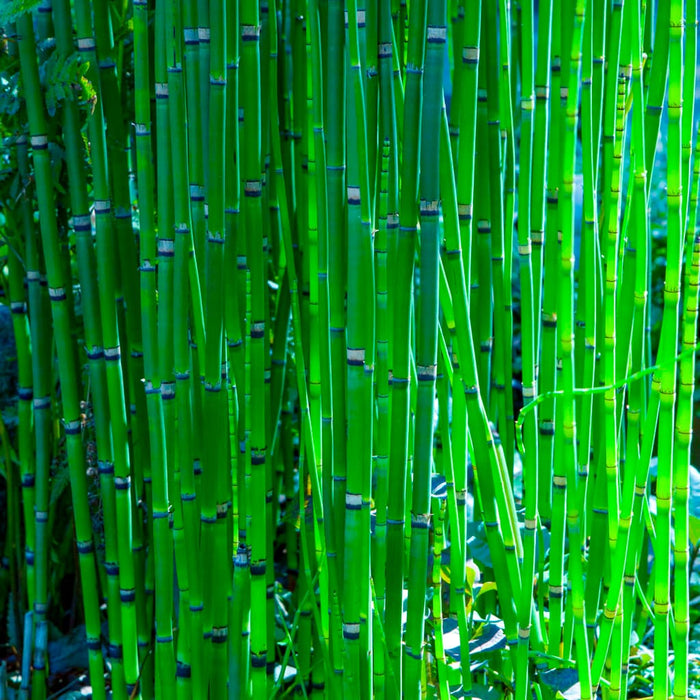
[1,1,699,698]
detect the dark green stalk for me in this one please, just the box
[343,0,375,693]
[92,0,148,550]
[643,0,669,185]
[403,1,443,695]
[5,136,38,697]
[17,13,107,698]
[152,0,177,691]
[202,0,230,694]
[10,132,40,665]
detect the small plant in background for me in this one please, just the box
[0,0,699,699]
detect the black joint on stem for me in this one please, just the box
[251,654,267,668]
[176,663,192,678]
[251,562,266,576]
[76,541,94,554]
[120,589,136,603]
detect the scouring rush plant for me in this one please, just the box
[0,1,698,698]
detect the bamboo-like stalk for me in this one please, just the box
[52,5,131,699]
[385,0,426,690]
[16,12,107,699]
[343,0,375,694]
[3,2,700,697]
[513,0,539,693]
[557,1,589,696]
[403,1,442,695]
[672,124,700,700]
[5,133,39,698]
[653,2,683,698]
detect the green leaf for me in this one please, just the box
[0,0,42,24]
[538,668,580,700]
[690,515,700,547]
[50,461,71,508]
[469,621,506,656]
[465,560,480,591]
[475,581,498,600]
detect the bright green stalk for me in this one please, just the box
[616,3,651,688]
[492,0,514,477]
[514,0,539,692]
[558,1,590,696]
[17,13,107,699]
[482,0,524,645]
[680,1,696,229]
[576,0,598,580]
[428,474,449,699]
[531,0,552,353]
[441,113,522,657]
[598,0,625,645]
[437,117,472,694]
[590,0,606,187]
[452,0,479,583]
[550,0,572,664]
[653,2,683,696]
[538,0,561,529]
[386,0,426,690]
[591,1,649,688]
[448,2,464,161]
[472,42,491,406]
[592,64,630,691]
[621,394,661,691]
[672,126,700,700]
[454,0,479,298]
